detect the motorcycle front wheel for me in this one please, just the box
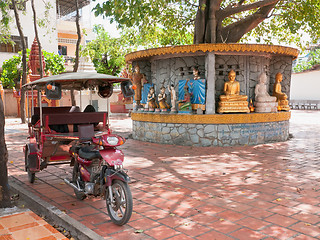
[106,180,133,225]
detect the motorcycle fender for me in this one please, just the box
[25,143,40,172]
[105,169,130,186]
[99,148,124,166]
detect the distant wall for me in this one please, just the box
[291,71,320,100]
[3,90,18,117]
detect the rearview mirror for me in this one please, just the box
[45,82,61,100]
[121,81,134,98]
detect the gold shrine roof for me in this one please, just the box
[125,43,299,63]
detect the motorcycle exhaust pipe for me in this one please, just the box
[64,178,84,192]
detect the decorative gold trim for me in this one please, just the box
[131,112,291,124]
[125,44,299,62]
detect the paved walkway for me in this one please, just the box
[0,208,67,240]
[5,111,320,239]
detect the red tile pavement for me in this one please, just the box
[0,210,67,240]
[5,110,320,239]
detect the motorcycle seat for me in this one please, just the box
[79,147,101,160]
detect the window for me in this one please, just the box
[58,45,67,55]
[0,36,28,53]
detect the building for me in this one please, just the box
[0,0,94,70]
[0,0,96,116]
[0,0,57,68]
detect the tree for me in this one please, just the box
[0,1,13,209]
[293,48,320,73]
[11,0,27,123]
[1,50,65,89]
[81,25,135,75]
[70,0,82,106]
[93,0,320,48]
[0,93,10,208]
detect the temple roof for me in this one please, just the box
[56,0,90,17]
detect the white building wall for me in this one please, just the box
[290,71,320,100]
[0,0,57,67]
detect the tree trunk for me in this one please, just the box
[31,0,44,78]
[194,0,209,44]
[71,0,82,106]
[0,91,10,208]
[194,0,279,44]
[12,0,27,123]
[194,0,222,44]
[73,0,81,73]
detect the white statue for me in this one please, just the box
[254,73,277,113]
[168,84,177,112]
[255,73,277,102]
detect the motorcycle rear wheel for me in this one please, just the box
[72,162,86,200]
[106,180,133,226]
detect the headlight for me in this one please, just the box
[114,164,123,170]
[107,136,119,146]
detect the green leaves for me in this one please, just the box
[293,48,320,73]
[0,55,22,89]
[80,25,133,75]
[0,50,65,89]
[43,51,66,76]
[93,0,320,49]
[92,0,195,47]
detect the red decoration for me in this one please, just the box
[28,38,45,77]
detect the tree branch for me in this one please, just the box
[219,0,279,19]
[217,2,277,43]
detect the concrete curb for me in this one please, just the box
[9,177,104,240]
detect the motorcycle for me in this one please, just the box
[22,72,135,225]
[65,125,133,226]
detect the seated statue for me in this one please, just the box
[272,72,290,111]
[217,70,249,113]
[254,73,277,113]
[147,86,158,110]
[158,86,170,111]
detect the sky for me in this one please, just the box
[83,0,120,38]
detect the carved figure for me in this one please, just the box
[179,82,192,111]
[217,70,249,113]
[147,86,158,110]
[193,67,200,80]
[272,72,290,111]
[158,86,170,110]
[254,72,277,113]
[168,84,177,112]
[132,64,146,107]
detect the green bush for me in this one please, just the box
[0,50,65,89]
[293,49,320,73]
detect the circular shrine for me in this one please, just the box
[125,44,299,146]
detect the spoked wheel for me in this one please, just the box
[25,145,35,184]
[106,180,133,225]
[72,161,86,200]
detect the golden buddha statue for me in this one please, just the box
[217,70,250,113]
[147,86,158,110]
[272,72,290,111]
[158,86,170,111]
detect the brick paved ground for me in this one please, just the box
[5,111,320,240]
[0,210,68,240]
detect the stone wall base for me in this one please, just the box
[132,120,289,147]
